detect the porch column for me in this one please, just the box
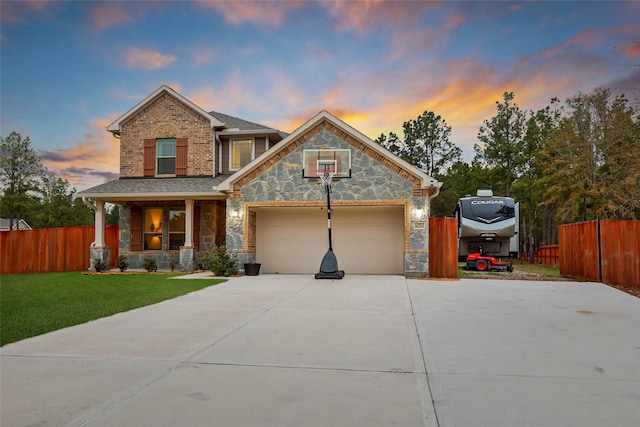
[184,199,194,247]
[94,200,105,247]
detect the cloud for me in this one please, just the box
[542,27,605,58]
[38,115,121,190]
[188,74,258,113]
[124,48,177,69]
[197,0,303,26]
[624,41,640,57]
[445,14,465,31]
[91,3,131,32]
[322,0,435,33]
[190,46,218,66]
[0,0,52,26]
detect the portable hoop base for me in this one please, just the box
[315,248,345,279]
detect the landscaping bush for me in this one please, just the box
[169,255,179,272]
[116,255,129,272]
[93,258,108,272]
[142,256,158,272]
[202,246,238,277]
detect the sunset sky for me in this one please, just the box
[1,0,639,191]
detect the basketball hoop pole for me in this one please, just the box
[324,175,334,251]
[315,171,345,279]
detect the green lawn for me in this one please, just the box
[0,272,225,346]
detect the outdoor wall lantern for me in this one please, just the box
[412,206,426,220]
[230,209,240,218]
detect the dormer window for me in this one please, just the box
[231,139,253,170]
[157,138,176,175]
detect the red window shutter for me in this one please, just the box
[143,139,155,177]
[176,138,188,176]
[193,205,200,248]
[130,206,142,251]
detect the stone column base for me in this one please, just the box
[90,247,111,271]
[180,247,195,271]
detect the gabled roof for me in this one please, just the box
[0,218,32,230]
[107,85,226,135]
[215,110,442,196]
[211,111,289,140]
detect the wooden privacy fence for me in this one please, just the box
[429,217,458,279]
[0,225,119,274]
[518,245,559,266]
[559,220,639,287]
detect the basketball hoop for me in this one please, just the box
[318,171,334,189]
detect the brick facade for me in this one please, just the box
[119,92,214,177]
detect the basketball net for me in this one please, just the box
[318,171,334,189]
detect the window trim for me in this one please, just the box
[168,208,186,250]
[143,208,164,251]
[229,138,254,171]
[139,207,187,251]
[156,138,177,176]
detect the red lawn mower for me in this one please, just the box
[466,252,514,272]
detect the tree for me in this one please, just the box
[0,132,46,229]
[474,92,527,197]
[430,159,493,217]
[105,203,120,225]
[377,111,462,177]
[28,172,93,228]
[540,89,640,223]
[512,102,561,256]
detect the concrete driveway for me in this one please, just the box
[1,275,638,427]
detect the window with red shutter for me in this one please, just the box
[143,140,155,177]
[176,138,188,176]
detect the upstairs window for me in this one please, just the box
[157,138,176,175]
[231,139,253,170]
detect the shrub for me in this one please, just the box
[142,256,158,272]
[93,258,108,273]
[116,255,129,272]
[202,246,238,277]
[169,255,179,272]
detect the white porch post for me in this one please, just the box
[185,199,194,247]
[94,200,105,247]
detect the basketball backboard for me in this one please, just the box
[302,149,351,178]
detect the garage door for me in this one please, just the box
[255,206,404,274]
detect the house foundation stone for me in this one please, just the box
[90,247,110,271]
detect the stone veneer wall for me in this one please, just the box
[118,92,214,177]
[226,128,431,276]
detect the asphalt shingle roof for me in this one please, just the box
[76,176,229,199]
[210,111,273,131]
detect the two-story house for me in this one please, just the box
[77,85,441,277]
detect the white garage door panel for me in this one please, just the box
[256,206,404,274]
[257,208,327,274]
